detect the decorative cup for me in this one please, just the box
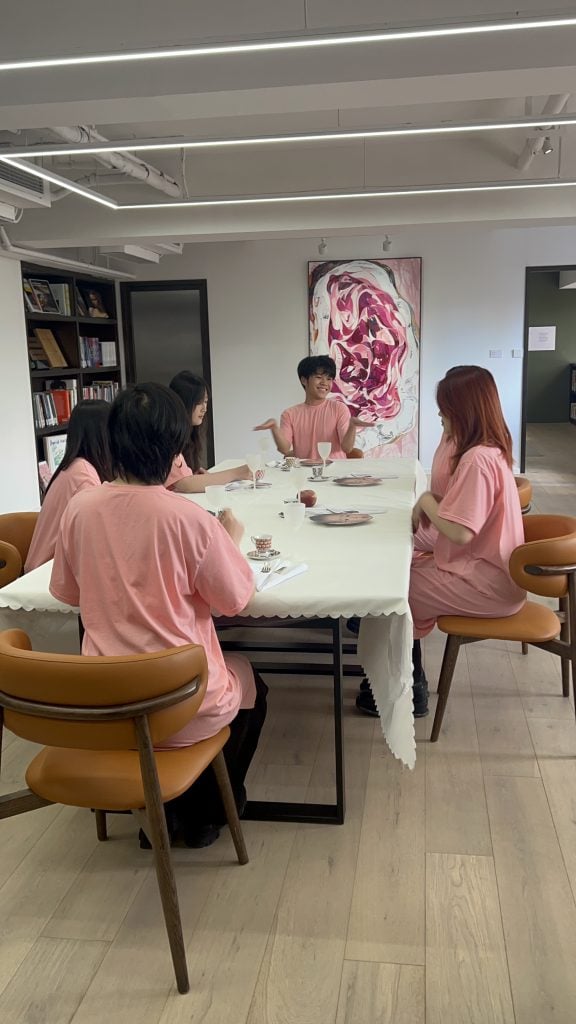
[284,456,297,468]
[311,465,324,479]
[251,534,273,554]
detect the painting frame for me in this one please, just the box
[308,257,422,458]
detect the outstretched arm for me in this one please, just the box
[253,418,292,456]
[172,464,252,493]
[340,415,373,454]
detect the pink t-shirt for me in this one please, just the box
[25,458,101,572]
[165,453,193,489]
[279,400,350,459]
[49,483,255,745]
[434,445,525,603]
[413,434,455,555]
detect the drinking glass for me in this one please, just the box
[317,440,332,475]
[205,485,227,514]
[284,500,305,558]
[292,464,308,502]
[245,452,262,492]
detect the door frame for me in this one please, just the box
[120,279,214,467]
[520,263,576,472]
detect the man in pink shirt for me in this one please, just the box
[254,355,366,460]
[50,383,267,848]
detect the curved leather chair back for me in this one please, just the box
[0,512,39,564]
[514,476,532,511]
[346,448,364,459]
[509,514,576,599]
[0,629,208,750]
[0,540,23,588]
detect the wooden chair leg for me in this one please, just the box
[212,750,249,866]
[559,595,571,698]
[95,809,108,841]
[430,634,462,743]
[521,642,529,656]
[134,716,189,995]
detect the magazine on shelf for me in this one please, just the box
[23,278,42,313]
[38,460,52,494]
[33,328,68,367]
[80,286,109,318]
[43,434,68,474]
[29,279,60,314]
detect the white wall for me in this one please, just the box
[0,255,40,512]
[136,222,576,470]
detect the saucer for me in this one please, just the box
[247,547,281,560]
[307,475,327,482]
[309,513,373,527]
[333,476,382,487]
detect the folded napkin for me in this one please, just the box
[251,561,309,592]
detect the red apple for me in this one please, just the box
[300,489,317,508]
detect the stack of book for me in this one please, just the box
[80,337,117,368]
[81,380,119,402]
[32,380,78,428]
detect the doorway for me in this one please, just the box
[521,266,576,510]
[121,280,214,466]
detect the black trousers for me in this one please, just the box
[166,670,268,829]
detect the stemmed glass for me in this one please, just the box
[292,464,308,503]
[283,500,305,559]
[245,452,263,492]
[205,485,227,515]
[317,440,331,476]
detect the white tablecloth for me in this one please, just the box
[0,457,425,768]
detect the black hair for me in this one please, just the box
[297,355,337,383]
[47,399,112,492]
[169,370,209,473]
[108,383,190,485]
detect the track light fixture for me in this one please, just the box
[542,136,554,155]
[318,237,327,255]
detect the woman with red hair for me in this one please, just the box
[409,365,526,640]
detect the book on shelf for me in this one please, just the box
[80,336,116,367]
[43,434,67,475]
[23,278,42,313]
[38,460,52,495]
[27,336,50,370]
[75,287,88,317]
[29,278,60,314]
[571,367,576,393]
[571,402,576,421]
[49,283,72,316]
[33,328,68,367]
[33,392,57,429]
[79,286,109,318]
[100,340,117,366]
[82,380,119,402]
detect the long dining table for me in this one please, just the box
[0,456,425,824]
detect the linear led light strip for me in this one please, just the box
[4,156,576,210]
[4,114,576,160]
[1,16,576,72]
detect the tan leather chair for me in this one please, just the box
[515,475,532,514]
[0,512,39,586]
[430,515,576,742]
[0,630,248,994]
[346,448,364,459]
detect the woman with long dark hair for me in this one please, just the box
[165,371,252,492]
[25,399,112,571]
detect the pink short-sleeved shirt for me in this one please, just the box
[413,434,455,555]
[49,484,255,745]
[165,454,193,489]
[279,400,350,460]
[25,458,101,572]
[434,446,525,602]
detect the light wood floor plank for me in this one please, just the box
[0,936,108,1024]
[345,738,425,964]
[539,759,576,904]
[426,853,515,1024]
[468,647,539,777]
[486,775,576,1023]
[335,961,424,1024]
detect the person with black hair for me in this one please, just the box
[50,383,267,848]
[165,370,252,492]
[254,355,368,460]
[25,400,112,571]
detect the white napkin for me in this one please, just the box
[251,561,309,592]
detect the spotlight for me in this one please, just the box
[542,136,554,155]
[382,235,392,251]
[318,237,327,254]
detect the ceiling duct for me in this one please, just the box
[0,160,50,207]
[51,126,182,198]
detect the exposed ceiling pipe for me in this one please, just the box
[516,94,570,172]
[0,226,135,279]
[51,126,182,197]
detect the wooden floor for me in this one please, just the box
[0,422,574,1023]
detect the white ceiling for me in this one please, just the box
[3,1,576,254]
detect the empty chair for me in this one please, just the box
[0,512,39,586]
[0,629,248,994]
[430,514,576,742]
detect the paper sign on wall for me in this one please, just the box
[528,325,556,351]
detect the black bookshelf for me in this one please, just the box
[570,363,576,426]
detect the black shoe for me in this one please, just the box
[181,824,221,849]
[355,688,379,716]
[413,674,429,718]
[360,677,370,692]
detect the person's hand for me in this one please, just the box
[238,464,253,481]
[218,509,244,546]
[254,418,277,431]
[411,501,422,533]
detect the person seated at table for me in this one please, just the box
[253,355,367,460]
[359,366,525,719]
[50,382,267,849]
[25,400,112,572]
[166,370,252,491]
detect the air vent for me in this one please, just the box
[0,161,50,207]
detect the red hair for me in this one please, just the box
[436,365,513,470]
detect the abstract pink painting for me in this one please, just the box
[308,258,422,457]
